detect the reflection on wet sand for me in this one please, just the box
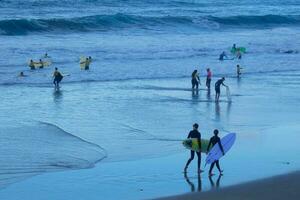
[191,89,199,101]
[215,102,221,121]
[209,174,222,190]
[53,89,63,103]
[184,172,202,192]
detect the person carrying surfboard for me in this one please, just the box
[207,129,225,176]
[39,59,44,69]
[215,77,227,102]
[184,123,203,173]
[29,60,35,70]
[53,67,63,89]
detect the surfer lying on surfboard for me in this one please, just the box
[207,129,225,176]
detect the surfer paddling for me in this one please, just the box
[184,123,203,173]
[207,129,225,176]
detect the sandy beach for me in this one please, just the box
[156,171,300,200]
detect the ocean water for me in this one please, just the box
[1,0,300,85]
[1,0,300,199]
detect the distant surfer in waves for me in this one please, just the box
[53,67,63,89]
[191,70,200,90]
[219,51,228,61]
[184,123,203,173]
[207,129,224,176]
[29,60,35,70]
[231,44,237,52]
[18,71,26,77]
[39,59,44,69]
[237,64,242,77]
[215,77,227,102]
[206,68,212,90]
[236,51,242,59]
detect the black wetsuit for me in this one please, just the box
[191,73,199,89]
[53,72,63,87]
[185,130,201,169]
[29,62,35,70]
[207,135,224,173]
[215,79,224,94]
[188,130,201,140]
[219,53,227,61]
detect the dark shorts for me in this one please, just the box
[192,79,198,88]
[206,78,211,86]
[215,87,220,94]
[54,76,63,83]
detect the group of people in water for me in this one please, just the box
[28,53,51,70]
[191,69,229,102]
[219,44,244,61]
[187,45,246,175]
[184,123,224,176]
[20,53,93,89]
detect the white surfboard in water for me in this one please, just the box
[226,86,232,102]
[205,133,236,165]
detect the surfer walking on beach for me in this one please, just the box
[191,70,200,90]
[53,67,63,89]
[184,123,203,173]
[207,129,225,176]
[215,77,227,102]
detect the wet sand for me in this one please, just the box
[156,171,300,200]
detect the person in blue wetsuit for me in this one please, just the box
[207,129,225,176]
[184,123,203,173]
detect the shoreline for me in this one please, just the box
[0,71,300,200]
[155,171,300,200]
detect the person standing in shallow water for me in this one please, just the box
[29,60,35,70]
[207,129,225,176]
[237,64,242,77]
[191,70,200,90]
[53,67,63,89]
[206,68,212,90]
[215,77,227,102]
[184,123,203,173]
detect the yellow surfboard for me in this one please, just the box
[182,138,211,153]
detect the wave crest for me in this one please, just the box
[1,14,299,35]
